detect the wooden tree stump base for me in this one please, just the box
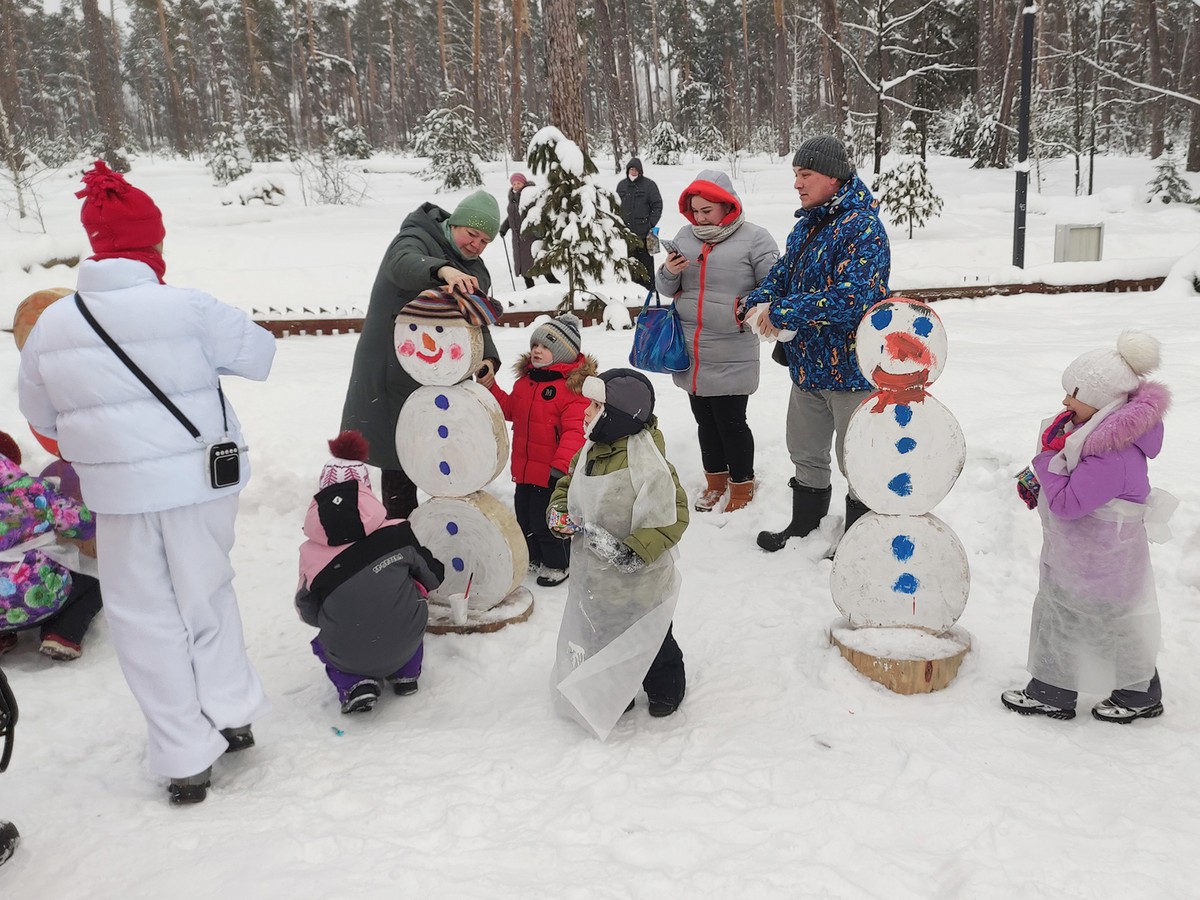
[426,586,534,635]
[828,618,971,695]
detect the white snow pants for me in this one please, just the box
[96,494,269,779]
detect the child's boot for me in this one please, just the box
[536,568,569,587]
[220,725,255,752]
[725,479,756,512]
[390,678,419,696]
[1091,697,1164,723]
[0,820,19,867]
[38,634,81,661]
[168,767,212,806]
[1000,689,1076,720]
[757,481,832,552]
[341,680,381,714]
[694,472,729,512]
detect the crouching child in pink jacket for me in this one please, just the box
[296,432,444,714]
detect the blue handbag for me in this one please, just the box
[629,291,689,374]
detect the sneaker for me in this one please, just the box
[340,680,381,714]
[1091,697,1164,724]
[0,633,16,657]
[0,820,19,867]
[220,725,255,752]
[168,767,212,806]
[39,634,81,661]
[1000,689,1076,720]
[391,679,419,697]
[536,568,569,587]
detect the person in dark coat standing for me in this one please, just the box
[499,173,559,289]
[341,191,503,519]
[616,158,663,292]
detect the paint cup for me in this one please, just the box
[448,592,469,626]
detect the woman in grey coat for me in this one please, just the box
[655,170,778,512]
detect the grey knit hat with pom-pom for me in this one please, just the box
[531,313,583,365]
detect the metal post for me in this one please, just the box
[1012,4,1036,268]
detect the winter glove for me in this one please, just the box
[583,524,646,573]
[548,468,566,490]
[1040,410,1074,453]
[1015,466,1041,510]
[547,507,581,537]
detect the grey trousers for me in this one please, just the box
[785,386,870,496]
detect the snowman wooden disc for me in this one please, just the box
[396,381,509,497]
[394,315,485,386]
[410,491,528,611]
[830,512,969,633]
[856,297,948,387]
[13,287,73,350]
[843,393,965,515]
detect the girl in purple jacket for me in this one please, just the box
[1002,332,1174,724]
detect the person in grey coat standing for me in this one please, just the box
[499,173,559,289]
[656,170,778,512]
[616,158,663,292]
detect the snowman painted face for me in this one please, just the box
[394,316,484,386]
[855,298,948,388]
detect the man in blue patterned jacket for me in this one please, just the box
[740,135,891,552]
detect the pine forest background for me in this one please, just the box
[2,0,1199,205]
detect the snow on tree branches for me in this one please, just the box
[413,90,489,191]
[876,121,944,239]
[522,126,643,314]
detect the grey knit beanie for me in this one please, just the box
[792,136,854,181]
[531,313,582,365]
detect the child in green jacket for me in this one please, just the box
[548,368,689,739]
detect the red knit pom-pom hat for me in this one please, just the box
[319,431,372,490]
[76,160,165,254]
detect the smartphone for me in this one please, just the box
[661,238,683,257]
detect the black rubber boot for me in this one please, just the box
[756,480,832,552]
[844,495,871,533]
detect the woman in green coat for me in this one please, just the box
[341,191,503,518]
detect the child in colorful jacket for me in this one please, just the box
[296,432,444,714]
[478,313,596,587]
[548,369,689,740]
[0,430,102,661]
[1002,332,1174,724]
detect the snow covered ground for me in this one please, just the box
[2,154,1200,898]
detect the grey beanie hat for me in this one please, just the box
[531,313,583,365]
[792,136,854,181]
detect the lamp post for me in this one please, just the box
[1012,4,1037,268]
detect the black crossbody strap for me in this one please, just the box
[74,293,226,440]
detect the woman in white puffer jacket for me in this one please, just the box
[18,162,275,805]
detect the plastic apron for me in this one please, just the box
[551,433,681,740]
[1028,486,1176,693]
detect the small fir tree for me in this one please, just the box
[876,120,944,239]
[243,100,293,162]
[412,90,488,191]
[1146,143,1196,205]
[971,113,999,170]
[648,121,688,165]
[522,126,644,314]
[205,124,252,186]
[692,122,727,161]
[945,99,978,158]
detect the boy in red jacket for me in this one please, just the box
[478,314,596,586]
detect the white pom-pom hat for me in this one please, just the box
[1061,331,1161,409]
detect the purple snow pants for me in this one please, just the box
[311,638,423,702]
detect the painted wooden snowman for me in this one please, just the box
[829,297,971,693]
[392,289,534,632]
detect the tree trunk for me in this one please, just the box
[80,0,125,169]
[544,0,586,151]
[774,0,788,155]
[437,0,449,90]
[991,4,1025,168]
[1143,0,1165,158]
[593,0,624,166]
[156,0,190,153]
[342,16,364,126]
[204,0,236,126]
[1187,2,1200,171]
[818,0,848,131]
[510,0,527,159]
[612,0,639,154]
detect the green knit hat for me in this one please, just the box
[447,190,501,240]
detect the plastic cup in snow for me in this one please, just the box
[448,592,469,626]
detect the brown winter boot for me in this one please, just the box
[725,479,756,512]
[694,471,729,512]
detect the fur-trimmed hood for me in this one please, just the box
[1082,380,1169,458]
[511,352,599,392]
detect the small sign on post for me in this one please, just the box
[1054,223,1104,262]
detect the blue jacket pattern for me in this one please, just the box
[743,174,890,391]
